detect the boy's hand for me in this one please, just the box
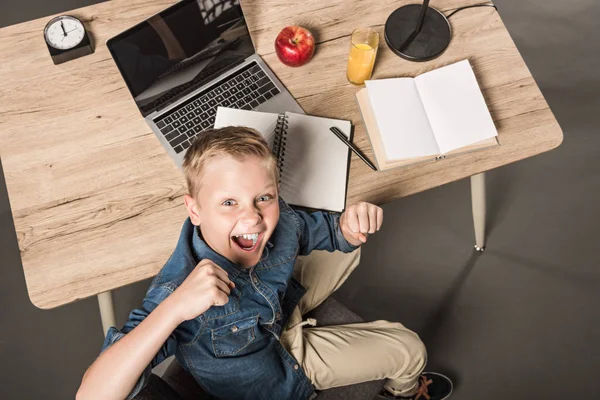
[340,201,383,246]
[168,260,236,323]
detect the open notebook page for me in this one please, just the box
[364,78,440,160]
[214,107,279,148]
[415,60,498,154]
[282,112,350,212]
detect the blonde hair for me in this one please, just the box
[182,126,279,198]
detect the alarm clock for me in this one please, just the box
[44,15,94,65]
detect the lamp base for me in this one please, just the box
[384,4,451,62]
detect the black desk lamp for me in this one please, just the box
[385,0,451,62]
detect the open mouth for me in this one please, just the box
[231,232,264,252]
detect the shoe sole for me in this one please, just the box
[422,371,453,400]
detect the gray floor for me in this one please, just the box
[1,0,599,399]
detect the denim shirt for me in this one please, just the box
[101,198,357,400]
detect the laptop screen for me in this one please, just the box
[107,0,254,115]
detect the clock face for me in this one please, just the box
[44,16,85,50]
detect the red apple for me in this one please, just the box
[274,26,315,67]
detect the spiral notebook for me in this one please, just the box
[214,107,352,212]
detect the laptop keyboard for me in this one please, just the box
[154,62,281,154]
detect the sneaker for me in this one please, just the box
[374,372,453,400]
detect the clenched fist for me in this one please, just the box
[340,201,383,246]
[168,259,236,323]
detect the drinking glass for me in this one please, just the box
[346,28,379,85]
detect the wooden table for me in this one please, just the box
[0,0,562,334]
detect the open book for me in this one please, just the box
[356,59,499,171]
[214,107,352,213]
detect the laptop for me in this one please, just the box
[107,0,303,167]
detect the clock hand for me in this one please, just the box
[60,21,67,36]
[65,28,78,34]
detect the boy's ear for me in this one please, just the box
[184,194,202,226]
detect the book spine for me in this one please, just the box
[273,113,289,184]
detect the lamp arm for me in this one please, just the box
[398,0,430,51]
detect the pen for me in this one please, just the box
[329,126,378,171]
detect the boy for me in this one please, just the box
[77,127,452,400]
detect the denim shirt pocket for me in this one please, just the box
[211,315,259,357]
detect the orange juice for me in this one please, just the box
[347,43,377,85]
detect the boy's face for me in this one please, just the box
[184,154,280,268]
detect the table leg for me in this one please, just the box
[470,172,486,252]
[97,291,117,337]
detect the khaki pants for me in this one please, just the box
[280,249,427,396]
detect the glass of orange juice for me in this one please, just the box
[347,28,379,85]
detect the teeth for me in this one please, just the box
[236,233,259,246]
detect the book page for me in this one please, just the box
[364,78,439,160]
[282,112,351,213]
[214,107,279,148]
[415,60,498,154]
[356,88,433,171]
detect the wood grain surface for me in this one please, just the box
[0,0,562,309]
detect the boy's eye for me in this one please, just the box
[222,200,236,206]
[258,195,272,202]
